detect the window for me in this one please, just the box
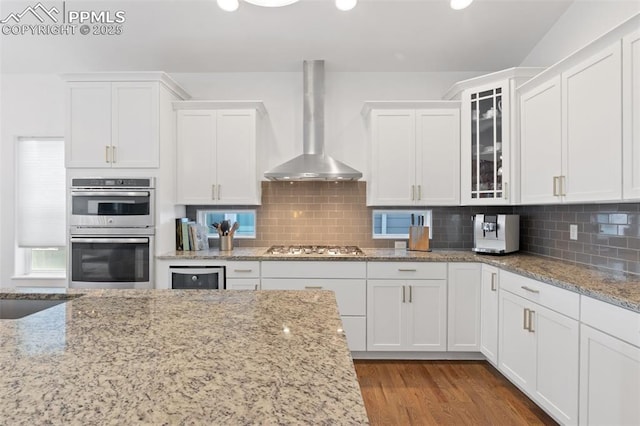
[196,209,256,239]
[372,210,432,239]
[16,137,66,275]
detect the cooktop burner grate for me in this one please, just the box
[265,245,364,256]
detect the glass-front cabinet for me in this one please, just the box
[462,80,509,204]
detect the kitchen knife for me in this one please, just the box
[411,214,415,226]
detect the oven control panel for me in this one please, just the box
[71,178,154,188]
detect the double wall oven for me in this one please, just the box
[69,178,155,289]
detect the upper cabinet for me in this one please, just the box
[174,101,266,205]
[444,68,543,205]
[64,73,190,169]
[519,14,640,204]
[623,28,640,200]
[363,101,461,206]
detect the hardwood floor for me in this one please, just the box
[354,360,558,426]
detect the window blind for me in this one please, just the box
[17,138,66,247]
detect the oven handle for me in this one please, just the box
[71,191,150,197]
[70,237,149,244]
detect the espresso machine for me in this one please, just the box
[472,214,520,254]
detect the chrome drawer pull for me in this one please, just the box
[304,286,323,290]
[402,285,406,303]
[521,286,540,294]
[523,308,530,330]
[233,269,253,273]
[398,268,417,272]
[528,310,535,333]
[490,273,497,291]
[409,285,412,303]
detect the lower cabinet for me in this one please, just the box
[480,264,500,365]
[367,262,447,352]
[261,261,367,352]
[447,263,481,352]
[499,273,580,425]
[579,296,640,426]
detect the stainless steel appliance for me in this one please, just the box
[265,245,364,256]
[169,266,226,290]
[69,177,155,289]
[472,214,519,254]
[69,177,154,229]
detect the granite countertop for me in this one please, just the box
[0,290,368,424]
[158,248,640,312]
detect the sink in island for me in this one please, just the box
[0,290,368,424]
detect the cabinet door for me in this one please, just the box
[111,82,159,168]
[406,280,447,351]
[367,280,404,351]
[416,109,460,205]
[461,81,510,205]
[533,303,579,425]
[368,110,416,206]
[520,76,562,204]
[562,42,622,202]
[580,324,640,426]
[176,110,217,204]
[623,28,640,200]
[447,263,481,352]
[66,82,112,168]
[216,110,260,204]
[480,265,499,365]
[499,290,536,391]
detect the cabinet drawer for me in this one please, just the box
[261,278,366,316]
[261,261,366,279]
[581,296,640,347]
[500,271,580,319]
[367,262,447,279]
[226,278,259,291]
[225,261,260,278]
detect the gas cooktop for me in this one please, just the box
[265,245,365,256]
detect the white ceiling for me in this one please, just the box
[0,0,577,73]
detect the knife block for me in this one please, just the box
[408,226,430,252]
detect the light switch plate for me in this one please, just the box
[570,224,578,240]
[395,241,407,249]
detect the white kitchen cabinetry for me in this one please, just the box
[174,102,265,205]
[225,261,260,290]
[480,264,500,365]
[499,271,580,425]
[447,263,481,352]
[64,73,189,168]
[579,296,640,426]
[261,261,367,351]
[362,102,460,206]
[444,68,542,205]
[367,262,447,352]
[518,19,640,204]
[623,28,640,200]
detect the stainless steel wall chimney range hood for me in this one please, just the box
[264,60,362,181]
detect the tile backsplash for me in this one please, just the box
[186,182,640,274]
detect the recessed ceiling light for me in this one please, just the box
[450,0,474,10]
[335,0,358,12]
[217,0,239,12]
[245,0,300,7]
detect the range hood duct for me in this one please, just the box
[264,60,362,181]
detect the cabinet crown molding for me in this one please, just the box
[60,71,191,100]
[361,100,460,117]
[172,100,267,116]
[442,67,545,101]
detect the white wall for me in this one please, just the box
[0,74,66,287]
[521,0,640,67]
[172,71,479,175]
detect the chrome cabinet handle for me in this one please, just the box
[233,269,253,273]
[402,285,406,303]
[254,284,258,290]
[218,184,221,200]
[211,185,216,200]
[504,182,508,200]
[409,285,412,303]
[521,286,540,294]
[523,308,530,330]
[553,176,559,196]
[398,268,417,272]
[490,273,497,291]
[411,185,415,201]
[105,146,110,163]
[304,286,323,290]
[112,146,116,163]
[528,310,535,333]
[417,185,422,201]
[560,176,567,196]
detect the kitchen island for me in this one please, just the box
[0,290,368,424]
